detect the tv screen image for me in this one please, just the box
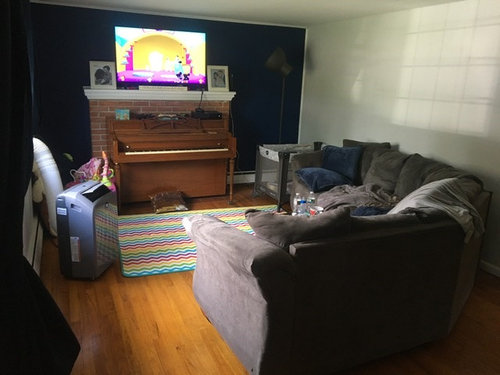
[114,26,206,87]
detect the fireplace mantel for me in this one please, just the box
[83,87,236,101]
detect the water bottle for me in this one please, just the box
[305,191,315,215]
[290,193,299,215]
[292,193,306,216]
[297,195,307,215]
[292,193,301,215]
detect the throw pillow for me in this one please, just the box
[342,139,391,184]
[388,177,484,242]
[296,167,352,192]
[364,149,409,193]
[321,145,363,182]
[245,206,351,248]
[350,206,391,216]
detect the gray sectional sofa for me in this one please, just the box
[183,139,491,375]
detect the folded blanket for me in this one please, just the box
[317,183,398,212]
[388,178,484,242]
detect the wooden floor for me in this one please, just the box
[40,184,500,375]
[118,183,289,215]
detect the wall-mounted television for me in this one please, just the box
[114,26,206,89]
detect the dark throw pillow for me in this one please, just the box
[321,145,363,183]
[245,207,351,248]
[350,206,391,216]
[296,167,352,192]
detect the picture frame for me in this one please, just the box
[115,108,130,120]
[207,65,229,91]
[89,61,116,89]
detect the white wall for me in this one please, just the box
[300,0,500,275]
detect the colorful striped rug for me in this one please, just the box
[118,205,276,277]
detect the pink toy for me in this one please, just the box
[100,151,116,192]
[66,156,103,189]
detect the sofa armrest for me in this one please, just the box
[449,189,492,328]
[183,214,296,375]
[290,150,323,171]
[184,214,294,277]
[289,151,323,199]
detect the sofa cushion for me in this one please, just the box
[343,139,391,184]
[364,149,409,193]
[423,167,483,200]
[245,207,351,248]
[290,150,323,170]
[321,145,363,182]
[454,177,483,201]
[296,167,352,192]
[395,153,483,200]
[394,153,444,198]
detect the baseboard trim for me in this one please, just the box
[229,172,255,184]
[480,260,500,277]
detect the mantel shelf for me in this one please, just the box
[83,87,236,101]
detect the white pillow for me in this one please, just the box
[388,178,483,242]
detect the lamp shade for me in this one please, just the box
[265,47,292,77]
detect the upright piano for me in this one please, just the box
[109,115,236,210]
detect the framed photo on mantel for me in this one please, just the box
[89,60,116,89]
[207,65,229,92]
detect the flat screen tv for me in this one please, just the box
[114,26,206,89]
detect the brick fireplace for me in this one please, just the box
[83,88,236,157]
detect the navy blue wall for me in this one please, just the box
[30,4,305,184]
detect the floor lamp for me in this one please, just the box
[265,47,292,144]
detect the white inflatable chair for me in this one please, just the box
[23,138,63,273]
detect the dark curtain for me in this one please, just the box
[0,0,80,373]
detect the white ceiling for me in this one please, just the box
[32,0,460,27]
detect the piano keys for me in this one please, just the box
[124,148,230,156]
[108,116,236,211]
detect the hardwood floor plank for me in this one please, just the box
[39,184,500,375]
